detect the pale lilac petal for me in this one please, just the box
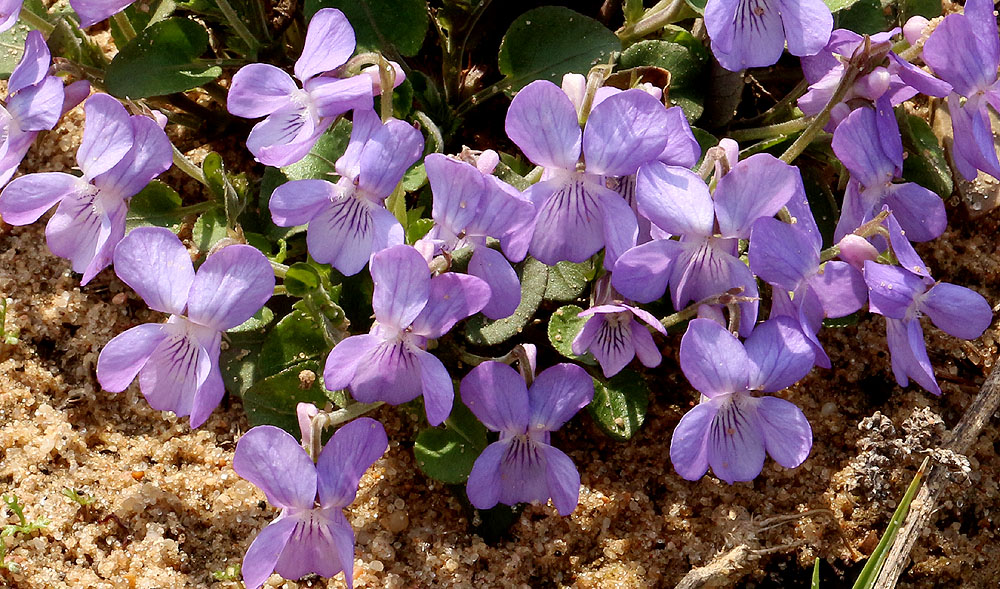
[77,94,133,180]
[246,105,321,167]
[496,437,554,507]
[82,198,127,285]
[795,287,832,369]
[295,7,356,81]
[631,320,662,368]
[756,396,812,468]
[748,217,817,291]
[670,240,760,338]
[8,30,47,93]
[349,340,423,405]
[227,64,298,118]
[305,75,374,118]
[411,272,490,338]
[707,394,765,484]
[921,282,993,340]
[273,509,353,583]
[7,77,63,132]
[306,197,381,276]
[426,153,485,236]
[71,0,133,27]
[189,350,225,428]
[62,80,91,114]
[864,260,926,319]
[0,0,19,33]
[370,244,430,329]
[358,119,424,198]
[924,12,994,97]
[882,182,946,242]
[635,162,714,236]
[833,179,878,242]
[45,189,124,284]
[269,179,335,226]
[461,361,530,434]
[679,318,750,397]
[316,417,387,508]
[583,90,669,176]
[669,400,717,481]
[597,186,638,270]
[832,106,898,187]
[96,323,167,392]
[623,304,667,335]
[888,53,951,98]
[528,363,593,431]
[474,177,536,243]
[415,349,454,426]
[93,116,172,199]
[744,317,814,392]
[138,330,212,419]
[807,261,867,318]
[949,98,1000,181]
[323,334,381,391]
[505,80,582,170]
[0,172,81,225]
[714,154,804,238]
[233,425,317,509]
[241,517,296,589]
[658,106,700,167]
[585,315,638,378]
[528,176,609,265]
[186,245,275,330]
[610,238,679,303]
[335,108,381,179]
[466,441,505,510]
[964,0,1000,71]
[468,246,520,320]
[112,226,194,315]
[370,203,405,253]
[777,0,833,58]
[886,317,940,395]
[885,212,930,278]
[705,0,785,71]
[541,445,580,515]
[571,315,601,358]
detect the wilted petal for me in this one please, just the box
[0,172,82,225]
[777,0,833,58]
[96,323,167,392]
[679,318,750,397]
[886,317,940,395]
[468,246,520,320]
[358,119,424,198]
[635,162,714,236]
[714,154,804,238]
[93,116,173,200]
[186,244,275,331]
[707,393,766,484]
[316,417,388,508]
[744,317,814,392]
[882,182,946,242]
[323,334,381,391]
[528,363,593,431]
[748,217,817,291]
[233,425,317,510]
[583,90,669,176]
[756,395,812,468]
[864,260,926,319]
[77,94,133,180]
[461,361,530,433]
[273,509,354,584]
[921,282,993,340]
[269,179,335,227]
[610,238,679,303]
[542,445,580,516]
[295,7,356,81]
[228,64,298,118]
[505,80,581,170]
[669,400,717,481]
[112,226,194,315]
[705,0,785,71]
[370,244,430,329]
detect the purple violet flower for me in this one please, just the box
[71,0,137,27]
[504,79,672,268]
[228,8,398,166]
[923,0,1000,180]
[269,108,423,276]
[864,259,993,396]
[233,418,387,589]
[324,244,490,425]
[0,93,172,284]
[670,317,814,484]
[0,31,90,187]
[704,0,833,72]
[0,0,22,32]
[462,361,593,515]
[572,276,666,377]
[96,227,275,427]
[421,151,535,319]
[831,100,946,242]
[613,153,806,337]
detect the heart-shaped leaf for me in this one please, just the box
[106,18,221,98]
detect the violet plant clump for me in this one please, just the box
[1,0,997,585]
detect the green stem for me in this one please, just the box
[215,0,260,57]
[173,201,216,216]
[414,111,444,153]
[454,80,507,118]
[171,145,208,186]
[729,117,809,142]
[18,7,55,36]
[617,0,686,43]
[112,11,136,42]
[660,287,753,330]
[270,260,288,279]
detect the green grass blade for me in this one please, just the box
[812,557,821,588]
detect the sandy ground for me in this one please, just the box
[3,67,1000,589]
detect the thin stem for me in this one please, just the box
[729,117,809,141]
[454,80,507,118]
[617,0,685,43]
[270,260,288,279]
[173,201,216,216]
[415,111,444,153]
[215,0,260,57]
[18,7,55,36]
[112,11,137,42]
[171,145,208,186]
[200,82,229,109]
[741,78,808,126]
[660,287,754,330]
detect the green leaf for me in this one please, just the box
[588,370,649,441]
[812,557,821,589]
[242,360,329,433]
[823,0,865,11]
[402,162,427,192]
[833,0,890,35]
[105,18,221,98]
[279,118,353,182]
[498,7,620,95]
[284,262,321,297]
[191,208,228,252]
[618,39,708,122]
[0,21,30,78]
[548,304,597,365]
[544,261,590,302]
[406,217,435,244]
[229,306,275,334]
[414,393,487,484]
[257,305,328,378]
[823,309,862,329]
[220,316,271,396]
[465,257,547,346]
[126,180,184,230]
[303,0,428,56]
[899,112,952,199]
[900,0,941,19]
[682,0,707,14]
